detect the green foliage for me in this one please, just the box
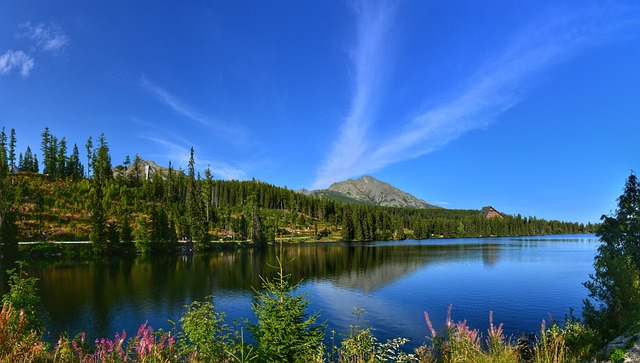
[560,310,597,361]
[0,301,47,363]
[5,126,593,253]
[186,147,211,249]
[89,180,108,254]
[249,257,325,363]
[149,205,178,252]
[583,171,640,340]
[2,262,47,334]
[0,175,18,260]
[335,308,415,363]
[177,297,233,362]
[608,348,626,363]
[120,214,133,245]
[134,214,151,252]
[91,133,113,184]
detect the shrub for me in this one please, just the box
[177,297,233,362]
[249,257,325,363]
[533,320,567,363]
[336,308,415,363]
[2,262,48,334]
[0,302,47,363]
[561,310,597,361]
[608,348,626,363]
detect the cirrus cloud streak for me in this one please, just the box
[312,3,638,189]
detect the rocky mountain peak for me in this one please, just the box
[323,175,438,209]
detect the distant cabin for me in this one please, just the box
[481,206,504,219]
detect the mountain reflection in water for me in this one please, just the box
[1,235,598,349]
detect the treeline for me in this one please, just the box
[0,127,596,256]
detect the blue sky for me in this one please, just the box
[1,1,639,224]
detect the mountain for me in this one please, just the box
[113,158,172,180]
[312,176,439,209]
[114,159,436,210]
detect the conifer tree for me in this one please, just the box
[0,165,18,260]
[89,178,107,254]
[87,134,112,254]
[120,214,133,246]
[341,206,354,241]
[584,171,640,340]
[250,256,325,363]
[186,147,210,248]
[91,133,112,183]
[0,128,7,174]
[85,136,93,178]
[8,128,16,168]
[33,153,39,173]
[56,136,67,178]
[68,143,84,180]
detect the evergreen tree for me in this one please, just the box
[395,218,406,240]
[120,214,133,246]
[0,170,18,260]
[40,128,51,175]
[251,203,266,245]
[56,136,67,178]
[134,214,151,252]
[250,258,325,363]
[186,147,210,248]
[0,127,7,174]
[131,155,143,186]
[85,135,93,178]
[583,171,640,340]
[341,207,354,241]
[204,166,214,223]
[68,143,84,180]
[33,153,39,173]
[91,133,112,184]
[17,152,23,171]
[8,128,16,169]
[107,221,120,248]
[89,179,108,254]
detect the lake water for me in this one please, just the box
[8,234,599,349]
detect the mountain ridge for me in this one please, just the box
[311,175,439,209]
[114,158,436,209]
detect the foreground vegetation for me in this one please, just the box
[0,258,603,363]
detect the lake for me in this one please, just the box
[7,234,599,349]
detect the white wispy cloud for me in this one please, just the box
[19,22,69,52]
[313,0,396,188]
[140,76,248,143]
[312,3,637,189]
[0,50,35,77]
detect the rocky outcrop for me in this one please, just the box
[601,325,640,362]
[320,175,438,209]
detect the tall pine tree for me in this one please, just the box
[186,147,210,249]
[0,162,18,260]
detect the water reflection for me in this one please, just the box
[0,235,599,346]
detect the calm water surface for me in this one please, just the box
[7,234,599,348]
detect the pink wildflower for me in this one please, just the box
[424,311,437,338]
[445,304,453,328]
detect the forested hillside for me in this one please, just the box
[0,127,597,256]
